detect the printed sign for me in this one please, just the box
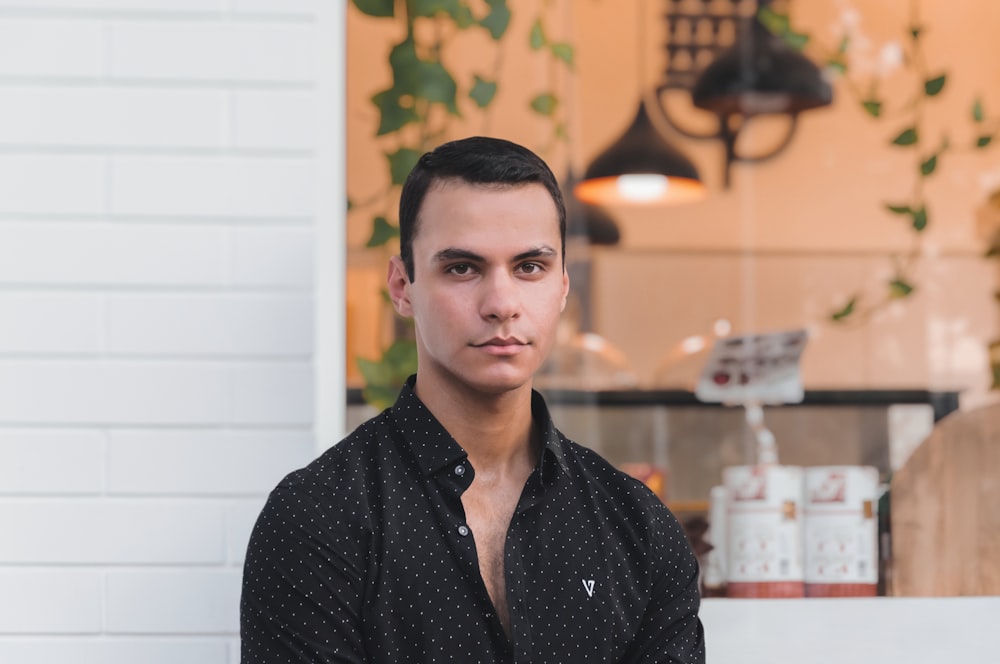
[695,329,808,405]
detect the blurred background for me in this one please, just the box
[2,0,999,662]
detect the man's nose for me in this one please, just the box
[480,272,521,321]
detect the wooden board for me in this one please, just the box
[891,402,1000,596]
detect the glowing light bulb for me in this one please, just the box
[616,174,668,202]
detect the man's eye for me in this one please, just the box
[447,264,472,275]
[519,262,543,274]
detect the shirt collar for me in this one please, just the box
[390,375,569,482]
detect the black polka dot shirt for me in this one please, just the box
[240,377,705,663]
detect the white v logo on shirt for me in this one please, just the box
[582,579,595,597]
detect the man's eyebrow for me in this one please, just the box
[432,245,559,264]
[433,248,486,263]
[513,245,558,261]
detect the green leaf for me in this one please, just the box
[387,38,459,112]
[826,59,847,75]
[757,7,790,35]
[912,206,928,232]
[469,75,497,108]
[783,31,810,50]
[453,2,475,28]
[910,25,922,40]
[978,135,994,148]
[554,123,568,141]
[889,278,914,298]
[530,92,558,116]
[550,42,574,68]
[837,35,851,54]
[831,297,857,322]
[974,98,985,123]
[351,0,393,17]
[366,215,399,248]
[371,89,420,135]
[862,99,882,117]
[924,74,947,96]
[892,127,919,146]
[410,0,461,18]
[479,0,510,40]
[886,204,912,215]
[383,339,419,373]
[387,148,422,185]
[529,18,546,50]
[920,154,938,176]
[347,197,354,212]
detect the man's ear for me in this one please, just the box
[560,267,570,312]
[387,256,414,317]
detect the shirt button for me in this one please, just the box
[457,524,470,537]
[454,463,466,476]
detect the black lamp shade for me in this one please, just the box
[576,102,704,206]
[691,20,833,116]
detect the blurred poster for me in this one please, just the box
[695,329,808,405]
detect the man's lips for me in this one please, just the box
[472,337,530,355]
[474,336,528,347]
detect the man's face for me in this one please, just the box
[389,180,568,397]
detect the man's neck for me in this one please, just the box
[413,375,538,477]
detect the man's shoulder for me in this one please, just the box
[274,408,400,502]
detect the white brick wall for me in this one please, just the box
[0,1,344,662]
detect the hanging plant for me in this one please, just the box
[761,1,1000,324]
[348,0,575,408]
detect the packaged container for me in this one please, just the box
[803,465,879,597]
[723,465,804,598]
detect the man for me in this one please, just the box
[241,136,705,663]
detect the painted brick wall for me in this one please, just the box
[0,1,341,662]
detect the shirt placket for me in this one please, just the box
[434,459,513,659]
[505,467,550,663]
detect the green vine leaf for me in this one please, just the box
[387,147,422,185]
[831,296,857,322]
[886,204,912,215]
[347,197,354,212]
[910,25,922,40]
[480,0,510,40]
[351,0,394,17]
[388,38,459,114]
[892,127,919,146]
[371,89,420,135]
[973,98,985,122]
[920,154,938,176]
[357,340,418,410]
[862,99,882,117]
[924,74,947,96]
[889,278,914,298]
[550,42,574,68]
[529,18,546,50]
[757,6,790,35]
[469,75,498,108]
[530,92,558,116]
[826,59,847,75]
[978,135,994,148]
[912,206,928,232]
[366,215,399,248]
[453,2,475,28]
[410,0,461,18]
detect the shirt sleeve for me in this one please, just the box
[621,507,706,664]
[240,479,370,663]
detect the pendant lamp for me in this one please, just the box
[574,100,705,206]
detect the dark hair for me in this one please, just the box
[398,136,566,281]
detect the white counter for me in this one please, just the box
[701,597,1000,663]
